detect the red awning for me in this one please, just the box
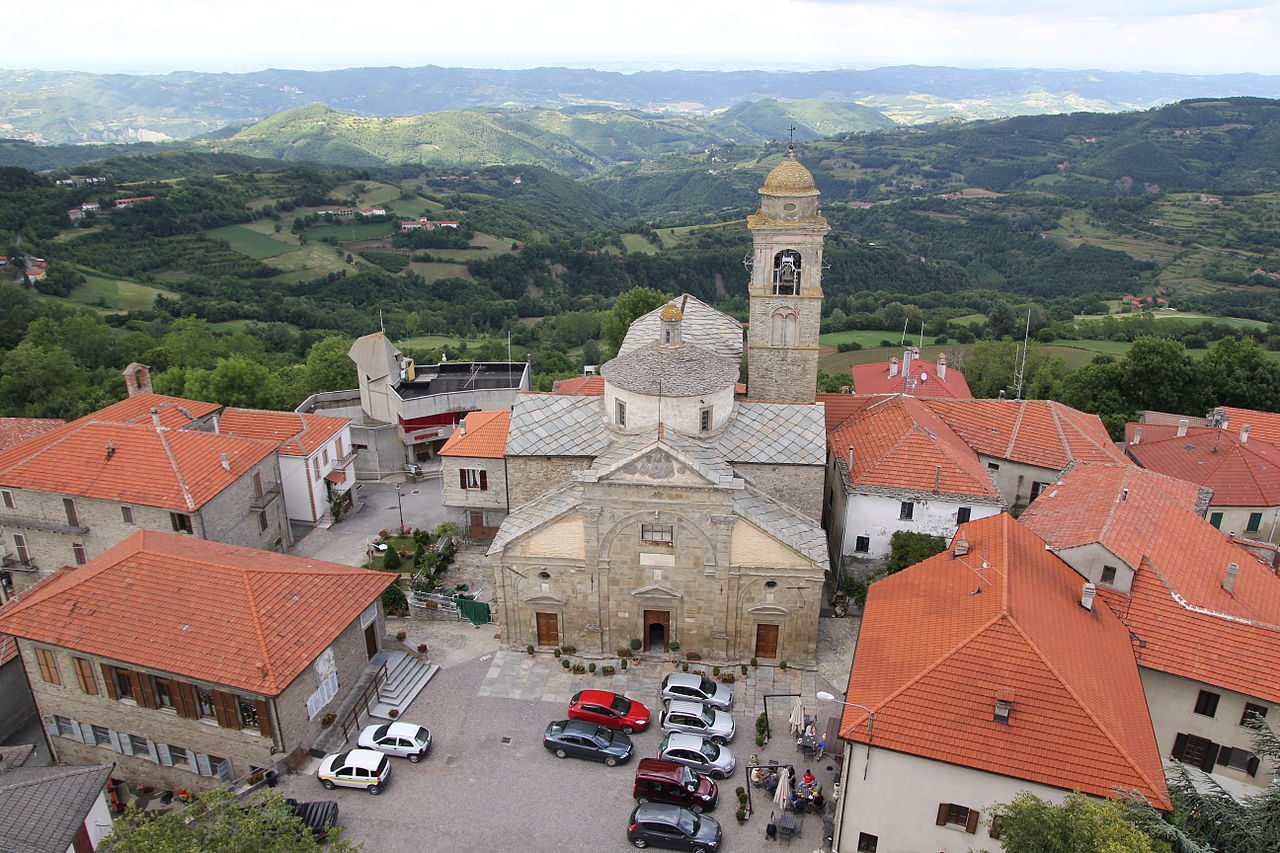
[324,470,346,484]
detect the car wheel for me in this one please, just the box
[632,840,648,849]
[622,725,634,735]
[636,796,649,805]
[321,780,336,790]
[408,752,422,763]
[555,748,567,759]
[367,785,381,796]
[604,756,619,767]
[712,737,726,746]
[690,804,703,814]
[692,846,708,853]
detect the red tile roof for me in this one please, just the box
[1021,460,1280,705]
[0,419,63,451]
[828,396,999,499]
[841,513,1169,808]
[0,531,394,695]
[851,357,972,399]
[927,399,1127,469]
[1125,423,1280,506]
[217,408,349,457]
[1216,406,1280,448]
[551,375,605,396]
[78,394,221,430]
[439,411,510,459]
[815,393,882,434]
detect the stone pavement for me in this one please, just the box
[289,480,448,567]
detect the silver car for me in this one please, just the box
[357,722,432,762]
[658,733,736,779]
[660,672,733,711]
[660,700,736,743]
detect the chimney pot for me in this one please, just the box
[1177,418,1188,438]
[150,408,161,429]
[1241,424,1251,444]
[936,353,947,381]
[1132,426,1142,445]
[1122,487,1129,502]
[1224,561,1241,593]
[220,452,231,472]
[1080,582,1097,611]
[952,536,970,558]
[994,698,1013,724]
[888,357,899,379]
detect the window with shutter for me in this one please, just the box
[35,648,61,685]
[135,673,158,709]
[157,743,173,766]
[214,691,242,729]
[255,699,273,738]
[195,753,212,776]
[965,809,980,834]
[121,505,134,524]
[101,664,119,700]
[479,469,488,491]
[73,658,97,694]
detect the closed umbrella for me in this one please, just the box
[773,766,793,811]
[788,697,806,735]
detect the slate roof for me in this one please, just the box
[851,358,972,400]
[0,530,394,695]
[439,410,511,459]
[927,398,1127,470]
[602,341,739,397]
[734,486,829,567]
[0,419,63,453]
[619,294,743,361]
[487,484,583,555]
[580,429,739,487]
[218,408,349,457]
[715,401,826,466]
[1125,422,1280,506]
[0,764,114,853]
[504,394,610,457]
[841,513,1169,809]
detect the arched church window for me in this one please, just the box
[772,250,802,295]
[770,308,798,347]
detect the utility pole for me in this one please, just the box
[1013,308,1032,400]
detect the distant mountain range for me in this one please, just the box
[5,64,1280,144]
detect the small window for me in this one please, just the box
[35,648,61,685]
[462,468,487,490]
[1247,512,1263,533]
[312,458,321,480]
[155,679,174,709]
[91,725,112,747]
[854,536,870,553]
[699,407,712,433]
[956,507,971,524]
[54,715,78,738]
[537,571,551,580]
[986,462,1000,472]
[196,688,216,719]
[1219,746,1256,774]
[168,744,190,766]
[336,438,345,459]
[1,490,13,509]
[238,698,260,729]
[616,400,627,428]
[12,534,29,564]
[989,815,1006,840]
[1209,511,1224,529]
[1242,703,1268,726]
[1100,565,1118,586]
[937,802,978,832]
[72,544,87,565]
[641,523,674,545]
[899,501,914,521]
[252,472,264,498]
[1030,481,1049,502]
[857,833,878,853]
[129,734,151,758]
[63,498,79,527]
[170,512,193,534]
[322,448,330,465]
[114,668,135,700]
[120,505,134,524]
[764,580,778,589]
[1194,690,1220,718]
[257,511,269,532]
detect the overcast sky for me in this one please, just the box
[9,0,1280,75]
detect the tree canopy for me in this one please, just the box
[995,792,1171,853]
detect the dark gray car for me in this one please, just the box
[627,802,722,851]
[543,719,634,766]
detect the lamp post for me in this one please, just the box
[817,690,876,853]
[394,483,405,532]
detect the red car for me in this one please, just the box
[568,689,651,734]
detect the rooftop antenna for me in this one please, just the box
[919,320,925,350]
[1013,308,1032,400]
[507,329,512,366]
[379,308,385,334]
[900,317,909,346]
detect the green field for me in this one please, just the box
[263,243,358,278]
[820,329,939,349]
[206,224,299,259]
[64,270,175,312]
[407,261,474,282]
[307,221,396,241]
[621,233,661,254]
[428,233,515,262]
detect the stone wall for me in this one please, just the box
[505,456,592,508]
[198,454,292,551]
[733,462,825,522]
[440,456,509,526]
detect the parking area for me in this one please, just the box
[289,479,448,567]
[277,621,853,852]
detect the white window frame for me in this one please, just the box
[463,468,484,490]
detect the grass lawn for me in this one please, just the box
[240,218,301,244]
[206,224,300,259]
[820,329,937,349]
[65,270,176,312]
[428,233,515,262]
[366,535,415,571]
[307,221,396,241]
[263,243,358,277]
[407,261,474,282]
[621,233,662,255]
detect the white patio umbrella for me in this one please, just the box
[773,766,793,811]
[788,696,806,735]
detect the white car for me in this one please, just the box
[317,748,391,794]
[658,733,737,779]
[358,721,432,762]
[660,700,736,744]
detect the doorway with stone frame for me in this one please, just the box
[754,623,780,660]
[644,610,670,652]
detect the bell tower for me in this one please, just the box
[746,144,829,403]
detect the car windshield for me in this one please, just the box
[699,708,716,725]
[677,812,700,836]
[595,729,615,746]
[332,751,349,767]
[372,725,390,740]
[376,755,389,776]
[700,741,720,760]
[414,728,429,744]
[610,695,632,715]
[699,677,717,694]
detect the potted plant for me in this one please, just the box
[554,648,562,658]
[572,663,586,674]
[602,665,615,676]
[712,665,720,676]
[630,638,642,653]
[588,663,596,674]
[750,657,758,668]
[668,641,681,653]
[681,662,690,672]
[741,663,749,675]
[388,709,399,719]
[561,658,571,669]
[526,644,535,655]
[395,629,407,642]
[736,807,747,824]
[686,651,701,661]
[779,660,788,670]
[321,712,336,728]
[563,644,577,654]
[417,643,428,654]
[620,659,628,671]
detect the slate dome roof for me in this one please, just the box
[602,342,739,397]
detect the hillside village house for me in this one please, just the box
[0,531,394,792]
[487,149,832,666]
[0,392,290,597]
[849,349,971,399]
[833,513,1170,853]
[438,410,511,540]
[1021,462,1280,792]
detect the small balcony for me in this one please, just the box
[0,515,88,535]
[2,553,37,571]
[335,448,358,468]
[249,482,283,509]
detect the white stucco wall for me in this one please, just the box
[1208,504,1280,544]
[602,382,735,437]
[840,492,1001,560]
[836,745,1071,853]
[978,455,1060,511]
[279,426,355,523]
[75,790,113,852]
[1053,542,1135,593]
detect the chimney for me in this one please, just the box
[888,357,899,379]
[937,352,947,381]
[220,452,231,472]
[847,447,855,472]
[902,347,913,378]
[122,363,152,397]
[998,389,1006,400]
[1121,487,1129,502]
[150,408,161,429]
[1224,561,1241,593]
[952,536,970,558]
[1241,424,1251,444]
[933,465,942,493]
[1131,426,1142,445]
[1080,582,1097,611]
[1177,418,1188,438]
[994,697,1013,725]
[104,441,115,461]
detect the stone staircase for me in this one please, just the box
[369,650,438,720]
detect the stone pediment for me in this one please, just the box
[747,603,791,616]
[601,448,715,486]
[522,592,567,605]
[630,584,683,600]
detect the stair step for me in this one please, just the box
[370,661,438,720]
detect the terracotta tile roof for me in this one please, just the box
[77,393,221,430]
[0,419,63,452]
[1215,406,1280,448]
[550,375,605,396]
[439,410,511,459]
[927,399,1127,469]
[828,396,999,500]
[841,513,1169,808]
[851,358,972,399]
[1125,423,1280,506]
[0,531,394,695]
[815,393,882,433]
[217,408,349,457]
[0,421,276,511]
[1139,410,1211,429]
[1022,459,1280,705]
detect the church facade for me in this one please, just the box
[488,149,831,666]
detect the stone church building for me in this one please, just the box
[488,149,831,666]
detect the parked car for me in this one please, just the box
[627,802,722,852]
[657,733,736,779]
[633,758,719,813]
[544,719,634,766]
[569,689,651,733]
[659,700,735,743]
[358,721,432,762]
[317,748,391,794]
[660,673,733,711]
[285,798,339,842]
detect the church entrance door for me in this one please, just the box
[644,610,670,652]
[755,623,780,659]
[535,612,559,647]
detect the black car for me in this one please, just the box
[627,802,722,851]
[543,719,634,766]
[285,798,339,842]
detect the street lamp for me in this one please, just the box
[394,483,405,532]
[817,690,875,779]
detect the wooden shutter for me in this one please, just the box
[174,683,198,719]
[1171,732,1188,761]
[74,658,98,695]
[459,470,467,489]
[479,469,488,491]
[965,809,980,834]
[135,673,158,710]
[213,691,241,729]
[255,699,272,738]
[1200,742,1220,773]
[101,664,119,700]
[35,648,60,685]
[1247,754,1261,777]
[936,804,949,826]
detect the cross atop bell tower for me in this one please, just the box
[745,144,829,403]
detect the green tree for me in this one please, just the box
[0,340,106,418]
[601,287,669,354]
[1119,337,1204,416]
[1198,336,1280,411]
[1060,355,1131,438]
[303,336,355,394]
[184,356,282,409]
[99,787,357,853]
[995,791,1170,853]
[885,531,947,575]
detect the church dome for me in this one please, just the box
[660,303,684,322]
[761,147,818,197]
